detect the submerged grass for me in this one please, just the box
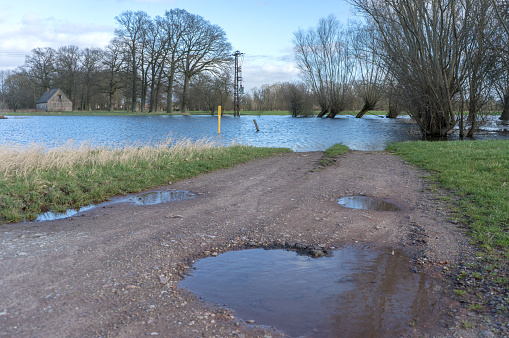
[0,139,290,223]
[387,140,509,255]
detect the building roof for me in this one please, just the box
[36,89,60,104]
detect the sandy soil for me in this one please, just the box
[0,151,495,337]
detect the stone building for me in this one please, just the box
[36,88,73,112]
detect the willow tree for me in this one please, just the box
[349,0,465,136]
[351,22,387,118]
[294,15,355,118]
[462,0,499,136]
[492,0,509,120]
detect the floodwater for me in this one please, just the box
[0,115,420,151]
[179,247,444,337]
[1,115,508,152]
[35,190,195,221]
[338,196,401,211]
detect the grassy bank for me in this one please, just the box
[388,140,509,255]
[0,140,290,223]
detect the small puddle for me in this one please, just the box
[338,196,400,211]
[128,191,196,205]
[35,190,196,221]
[179,246,444,337]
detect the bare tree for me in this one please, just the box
[351,21,387,118]
[188,71,231,114]
[80,48,103,111]
[179,13,232,113]
[115,11,151,112]
[294,15,355,118]
[101,40,125,111]
[161,9,188,113]
[23,47,57,93]
[385,77,403,118]
[448,0,499,137]
[55,46,81,110]
[4,71,35,111]
[252,84,278,112]
[0,70,6,109]
[285,82,314,117]
[140,18,167,113]
[491,0,509,120]
[349,0,466,136]
[213,69,234,111]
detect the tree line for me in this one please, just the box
[1,1,508,138]
[294,0,509,136]
[0,9,233,113]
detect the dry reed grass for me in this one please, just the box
[0,138,220,178]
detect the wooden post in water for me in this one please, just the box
[218,106,221,134]
[253,119,260,132]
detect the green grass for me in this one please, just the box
[323,144,350,158]
[454,289,467,296]
[387,140,509,255]
[317,144,350,167]
[0,140,290,223]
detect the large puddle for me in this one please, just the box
[179,246,444,337]
[35,191,196,221]
[338,196,401,211]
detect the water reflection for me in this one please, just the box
[337,196,401,211]
[35,190,195,222]
[179,247,444,337]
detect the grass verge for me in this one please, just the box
[388,140,509,315]
[387,140,509,255]
[0,139,290,223]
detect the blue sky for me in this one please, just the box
[0,0,355,91]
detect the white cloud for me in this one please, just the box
[0,13,114,70]
[242,60,300,91]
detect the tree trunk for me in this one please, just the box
[166,72,175,114]
[108,92,113,112]
[181,75,190,114]
[467,117,476,137]
[131,55,137,112]
[500,92,509,120]
[356,105,370,118]
[467,99,476,137]
[148,80,155,113]
[386,99,400,118]
[317,109,328,118]
[327,107,340,118]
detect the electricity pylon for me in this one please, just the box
[233,51,244,117]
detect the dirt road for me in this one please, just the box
[0,151,491,337]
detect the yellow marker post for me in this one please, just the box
[218,106,222,134]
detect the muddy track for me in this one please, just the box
[0,151,495,337]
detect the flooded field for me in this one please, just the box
[0,115,419,151]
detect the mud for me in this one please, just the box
[0,151,494,337]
